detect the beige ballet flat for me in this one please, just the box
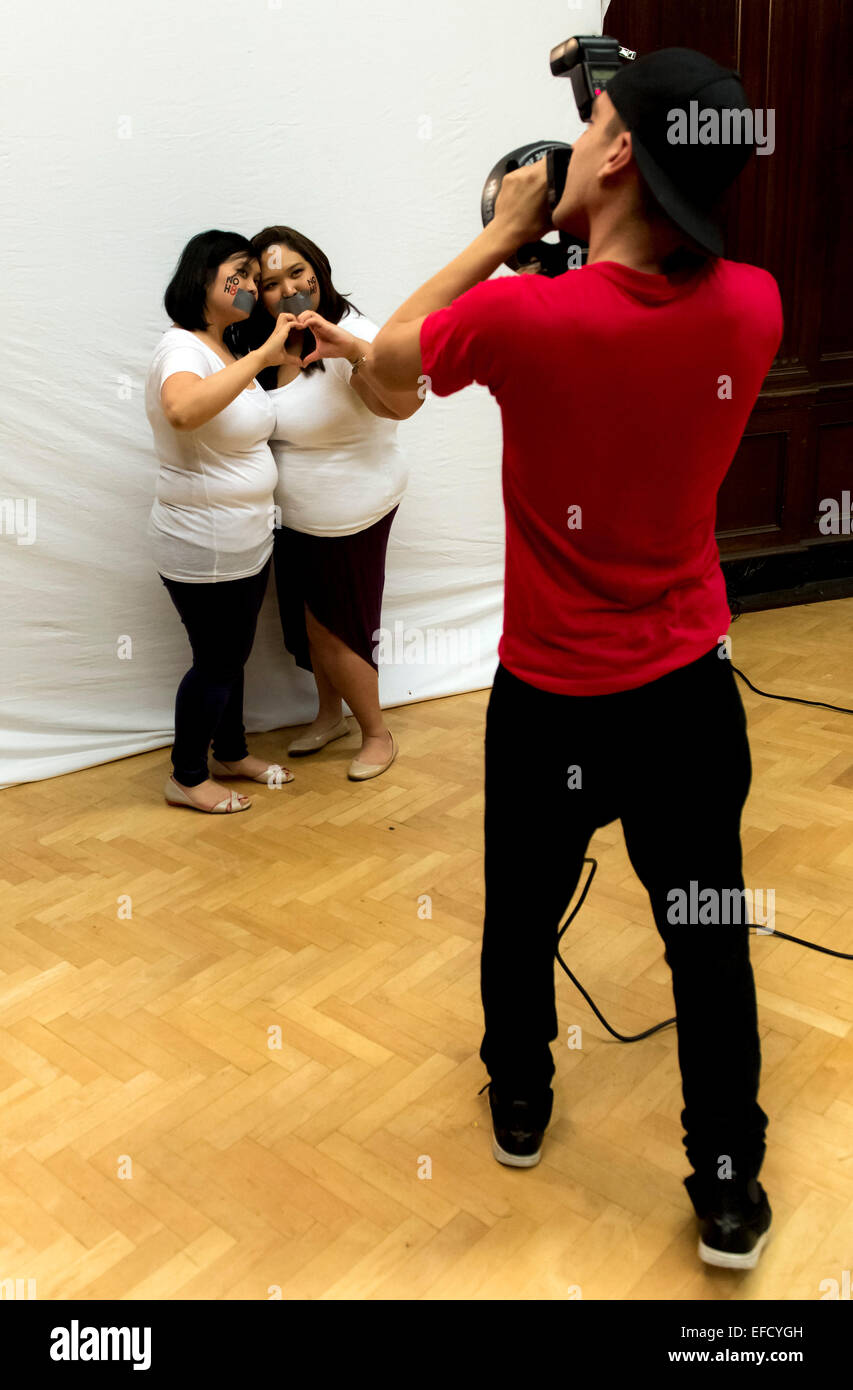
[209,757,295,785]
[348,732,398,781]
[287,717,351,756]
[164,776,251,813]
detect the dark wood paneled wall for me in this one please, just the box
[603,0,853,561]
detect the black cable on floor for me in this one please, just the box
[555,854,853,1047]
[555,653,853,1040]
[731,665,853,715]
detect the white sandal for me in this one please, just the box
[164,776,251,813]
[208,758,294,785]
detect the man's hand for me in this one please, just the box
[369,157,555,386]
[491,158,554,246]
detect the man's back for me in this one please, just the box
[420,257,783,694]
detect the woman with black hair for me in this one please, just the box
[145,229,303,813]
[230,226,425,781]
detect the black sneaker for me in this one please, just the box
[696,1178,772,1269]
[488,1083,554,1168]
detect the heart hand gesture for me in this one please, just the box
[258,313,306,370]
[295,310,357,366]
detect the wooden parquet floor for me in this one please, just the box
[1,598,851,1300]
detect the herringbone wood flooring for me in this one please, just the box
[1,598,851,1299]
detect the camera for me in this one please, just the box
[480,35,636,277]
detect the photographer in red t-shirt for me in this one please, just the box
[318,48,784,1267]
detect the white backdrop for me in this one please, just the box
[0,0,608,789]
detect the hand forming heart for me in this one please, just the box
[295,310,357,366]
[278,312,307,366]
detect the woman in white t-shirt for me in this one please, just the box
[146,229,305,814]
[230,225,425,781]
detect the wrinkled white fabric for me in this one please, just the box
[0,0,595,788]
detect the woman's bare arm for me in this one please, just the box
[160,315,300,430]
[160,351,267,431]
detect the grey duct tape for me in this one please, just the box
[231,288,256,313]
[276,289,314,316]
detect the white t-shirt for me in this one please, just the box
[145,327,278,582]
[267,309,409,536]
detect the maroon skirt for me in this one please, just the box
[272,506,399,673]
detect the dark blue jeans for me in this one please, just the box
[160,561,270,787]
[480,647,768,1213]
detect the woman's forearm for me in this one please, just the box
[163,348,267,430]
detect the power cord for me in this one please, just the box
[730,664,853,715]
[556,663,853,1042]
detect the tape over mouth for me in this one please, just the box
[276,289,315,316]
[231,288,256,313]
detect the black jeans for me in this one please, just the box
[160,561,271,786]
[480,647,768,1211]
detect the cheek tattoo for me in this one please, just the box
[223,273,239,296]
[307,276,318,294]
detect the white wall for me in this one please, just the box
[0,0,606,787]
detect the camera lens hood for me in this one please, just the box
[480,141,587,276]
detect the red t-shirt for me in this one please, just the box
[419,257,783,695]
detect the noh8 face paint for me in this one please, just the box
[223,272,256,314]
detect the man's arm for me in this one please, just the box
[342,337,426,419]
[298,160,551,398]
[367,221,522,393]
